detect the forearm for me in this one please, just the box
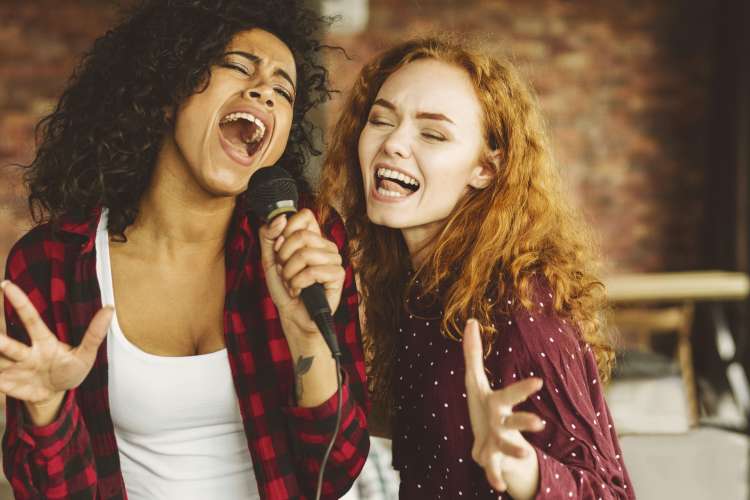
[280,299,371,496]
[283,319,339,407]
[282,370,370,498]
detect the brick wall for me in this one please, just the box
[323,0,716,273]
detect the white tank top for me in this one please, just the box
[95,210,259,500]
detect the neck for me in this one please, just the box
[124,145,235,258]
[402,220,444,268]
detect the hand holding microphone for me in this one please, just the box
[248,166,343,357]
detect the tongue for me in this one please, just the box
[220,120,259,150]
[380,179,411,195]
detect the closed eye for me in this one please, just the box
[223,62,292,104]
[422,131,446,141]
[223,62,253,76]
[275,87,294,104]
[368,117,394,127]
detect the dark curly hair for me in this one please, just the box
[25,0,333,238]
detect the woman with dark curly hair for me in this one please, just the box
[0,1,369,499]
[318,37,633,499]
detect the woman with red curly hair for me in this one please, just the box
[319,37,634,499]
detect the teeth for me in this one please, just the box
[377,187,406,198]
[220,112,267,141]
[377,168,419,187]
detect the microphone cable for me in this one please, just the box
[315,331,343,500]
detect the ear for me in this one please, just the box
[163,104,176,126]
[468,149,500,189]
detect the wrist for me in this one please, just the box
[29,391,66,409]
[281,316,327,348]
[25,391,66,427]
[504,440,540,500]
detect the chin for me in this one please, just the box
[367,210,405,230]
[201,174,251,198]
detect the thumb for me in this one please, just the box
[73,306,114,366]
[463,319,490,394]
[258,216,287,270]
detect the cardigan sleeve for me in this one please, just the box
[484,296,634,499]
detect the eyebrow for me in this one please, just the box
[225,50,296,94]
[372,98,455,124]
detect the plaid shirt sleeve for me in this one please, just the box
[3,232,99,500]
[281,210,370,499]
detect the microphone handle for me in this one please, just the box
[300,283,341,358]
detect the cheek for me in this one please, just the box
[270,114,294,155]
[358,129,378,167]
[176,97,215,139]
[422,155,476,195]
[172,113,205,161]
[357,140,367,172]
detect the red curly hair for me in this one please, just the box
[318,36,614,416]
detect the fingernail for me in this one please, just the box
[0,280,8,290]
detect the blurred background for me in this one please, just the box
[1,0,749,498]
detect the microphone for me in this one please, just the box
[247,166,342,358]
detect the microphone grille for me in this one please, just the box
[247,166,299,221]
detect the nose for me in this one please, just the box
[383,124,411,159]
[245,85,275,109]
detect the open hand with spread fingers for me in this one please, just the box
[463,318,545,499]
[0,280,113,426]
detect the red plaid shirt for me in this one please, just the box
[2,205,369,499]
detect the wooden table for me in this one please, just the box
[603,271,750,426]
[605,271,750,303]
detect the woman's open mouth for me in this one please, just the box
[218,111,269,166]
[374,167,420,199]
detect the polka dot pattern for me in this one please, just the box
[392,281,634,498]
